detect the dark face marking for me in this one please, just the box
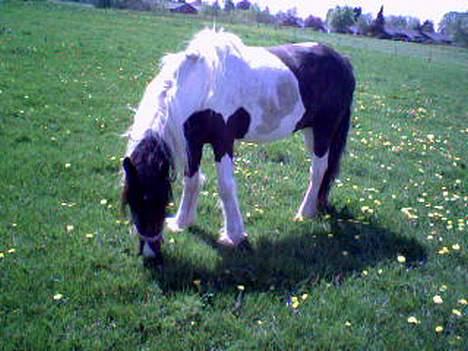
[122,132,174,241]
[183,107,250,176]
[256,75,300,135]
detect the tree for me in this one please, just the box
[386,15,408,29]
[356,13,373,35]
[439,12,468,47]
[236,0,251,11]
[304,15,325,32]
[420,20,435,33]
[326,6,356,33]
[224,0,235,13]
[255,6,276,25]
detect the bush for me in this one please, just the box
[326,6,355,33]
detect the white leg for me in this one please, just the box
[166,171,204,232]
[216,154,247,246]
[295,129,329,220]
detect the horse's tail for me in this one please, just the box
[318,106,352,208]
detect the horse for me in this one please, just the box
[122,29,355,262]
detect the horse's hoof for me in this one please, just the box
[165,217,186,233]
[217,232,248,247]
[294,210,318,221]
[293,215,305,222]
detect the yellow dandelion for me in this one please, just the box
[66,225,74,232]
[401,207,418,219]
[438,246,450,255]
[451,244,460,251]
[64,163,71,168]
[457,299,467,305]
[345,321,352,327]
[291,296,300,309]
[452,309,462,317]
[100,199,108,205]
[433,295,443,304]
[85,233,94,239]
[0,253,4,259]
[435,326,444,333]
[7,248,16,254]
[362,270,368,276]
[407,316,420,324]
[439,285,448,292]
[53,293,63,301]
[237,285,245,291]
[301,293,308,301]
[397,255,406,263]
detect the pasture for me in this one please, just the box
[0,2,466,349]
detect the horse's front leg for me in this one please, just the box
[166,141,204,232]
[216,154,248,247]
[166,171,204,232]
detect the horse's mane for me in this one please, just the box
[125,28,245,175]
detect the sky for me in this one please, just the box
[249,0,467,25]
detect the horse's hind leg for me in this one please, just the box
[216,154,247,247]
[295,127,329,220]
[166,142,204,232]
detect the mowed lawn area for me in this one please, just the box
[0,2,467,350]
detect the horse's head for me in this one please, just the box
[122,132,174,262]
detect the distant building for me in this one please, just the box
[420,31,453,45]
[165,1,199,14]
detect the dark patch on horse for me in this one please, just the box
[183,107,251,176]
[268,43,355,207]
[122,131,174,240]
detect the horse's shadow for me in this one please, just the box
[147,209,426,293]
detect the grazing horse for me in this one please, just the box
[122,29,355,261]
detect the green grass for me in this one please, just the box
[1,2,467,350]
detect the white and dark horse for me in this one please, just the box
[122,29,355,261]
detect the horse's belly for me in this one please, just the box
[242,106,304,143]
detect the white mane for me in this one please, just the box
[125,28,246,174]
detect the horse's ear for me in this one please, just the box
[123,157,138,183]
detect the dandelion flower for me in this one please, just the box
[452,244,460,251]
[85,233,94,239]
[53,293,63,301]
[100,199,108,205]
[457,299,467,305]
[433,295,443,304]
[345,321,352,327]
[452,309,462,317]
[397,255,406,263]
[66,225,74,232]
[407,316,420,324]
[438,246,450,255]
[301,293,308,301]
[0,253,4,259]
[435,326,444,333]
[7,248,16,254]
[237,285,245,291]
[64,163,71,168]
[291,296,300,309]
[192,279,201,286]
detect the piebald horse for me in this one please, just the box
[122,29,355,262]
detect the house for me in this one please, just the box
[420,31,453,45]
[165,1,199,14]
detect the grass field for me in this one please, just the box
[0,2,467,350]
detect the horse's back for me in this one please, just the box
[267,42,355,116]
